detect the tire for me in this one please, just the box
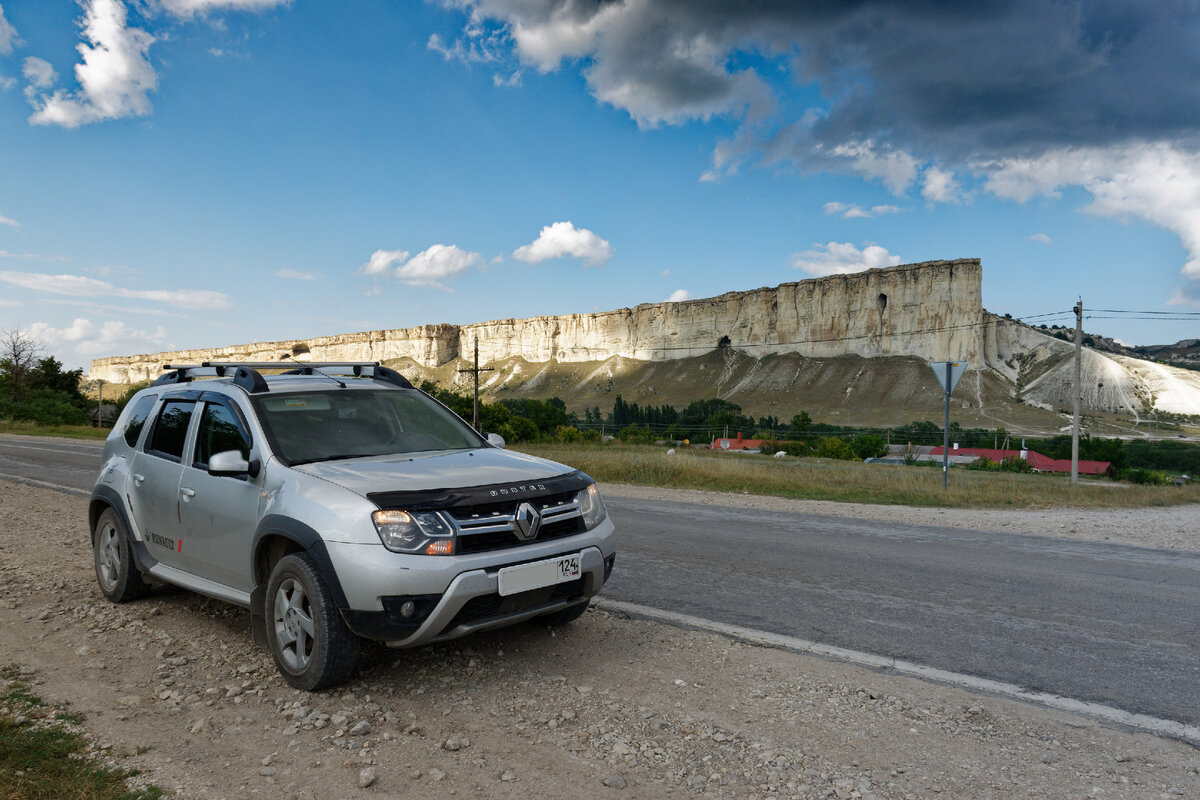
[92,508,150,603]
[265,553,361,691]
[539,600,590,627]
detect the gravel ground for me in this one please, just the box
[1,478,1199,800]
[600,484,1200,553]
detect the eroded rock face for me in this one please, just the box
[89,259,985,382]
[86,257,1200,417]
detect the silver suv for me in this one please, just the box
[89,362,616,690]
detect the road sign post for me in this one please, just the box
[930,361,968,490]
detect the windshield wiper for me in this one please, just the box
[290,453,368,466]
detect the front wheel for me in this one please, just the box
[265,553,360,691]
[92,508,150,603]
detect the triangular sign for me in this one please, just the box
[930,361,968,394]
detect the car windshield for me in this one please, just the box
[253,389,484,465]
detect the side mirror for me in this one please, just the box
[209,450,260,478]
[486,432,506,449]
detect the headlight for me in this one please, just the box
[371,509,456,554]
[576,482,607,530]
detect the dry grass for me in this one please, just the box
[516,443,1200,509]
[0,422,109,440]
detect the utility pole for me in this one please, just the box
[96,379,105,428]
[457,339,494,432]
[1071,299,1082,485]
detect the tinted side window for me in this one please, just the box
[123,395,158,447]
[194,403,250,468]
[148,401,195,460]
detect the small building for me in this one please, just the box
[711,432,765,453]
[928,446,1113,477]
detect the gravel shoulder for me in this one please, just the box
[600,483,1200,552]
[2,478,1199,800]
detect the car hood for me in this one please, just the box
[292,447,573,497]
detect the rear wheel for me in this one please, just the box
[92,508,150,603]
[265,553,360,691]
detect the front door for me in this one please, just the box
[178,400,262,592]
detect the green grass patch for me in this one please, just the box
[517,442,1200,509]
[0,421,109,440]
[0,666,165,800]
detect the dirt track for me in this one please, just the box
[2,478,1199,799]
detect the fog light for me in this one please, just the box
[399,600,416,618]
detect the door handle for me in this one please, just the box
[180,488,196,498]
[133,474,145,484]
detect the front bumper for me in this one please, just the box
[340,547,614,646]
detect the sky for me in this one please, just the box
[1,0,1199,373]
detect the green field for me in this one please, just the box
[516,442,1200,509]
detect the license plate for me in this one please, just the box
[497,553,582,597]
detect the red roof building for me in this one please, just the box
[928,447,1112,476]
[710,432,765,452]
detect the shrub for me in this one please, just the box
[964,456,996,471]
[1121,467,1171,485]
[850,433,887,460]
[617,424,658,444]
[815,437,856,460]
[999,455,1034,473]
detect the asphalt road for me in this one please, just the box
[4,432,1199,731]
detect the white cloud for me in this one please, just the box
[492,70,521,88]
[921,166,961,203]
[26,317,168,359]
[512,221,613,267]
[361,249,409,276]
[982,142,1200,285]
[0,212,19,228]
[660,269,670,277]
[827,141,920,194]
[0,298,17,308]
[27,0,157,128]
[48,298,178,317]
[275,268,317,280]
[396,244,482,289]
[0,3,17,56]
[790,242,902,277]
[21,57,56,90]
[428,30,505,65]
[152,0,291,19]
[0,250,67,262]
[822,201,902,219]
[0,270,232,309]
[1029,232,1052,245]
[667,289,693,302]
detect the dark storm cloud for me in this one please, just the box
[453,0,1200,159]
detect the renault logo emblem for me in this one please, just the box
[513,502,542,540]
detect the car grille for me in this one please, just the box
[438,577,586,635]
[451,490,586,554]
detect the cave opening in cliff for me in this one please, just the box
[878,293,888,314]
[717,335,731,349]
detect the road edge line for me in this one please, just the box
[597,598,1200,746]
[0,473,91,498]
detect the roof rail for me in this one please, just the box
[153,361,413,392]
[157,363,270,393]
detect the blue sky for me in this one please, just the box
[1,0,1198,371]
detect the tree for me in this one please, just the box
[787,411,812,438]
[0,329,42,405]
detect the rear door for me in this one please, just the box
[127,398,197,568]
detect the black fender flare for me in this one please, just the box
[89,485,158,575]
[250,515,351,646]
